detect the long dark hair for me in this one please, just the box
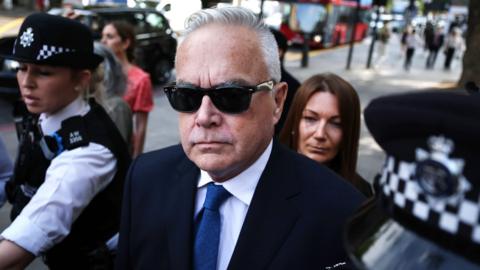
[279,73,361,183]
[106,20,136,63]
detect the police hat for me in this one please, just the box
[0,13,102,69]
[345,90,480,269]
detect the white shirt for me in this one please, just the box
[1,97,117,256]
[406,33,423,49]
[194,140,272,270]
[445,34,465,51]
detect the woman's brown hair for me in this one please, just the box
[279,73,361,183]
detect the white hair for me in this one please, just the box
[183,6,281,83]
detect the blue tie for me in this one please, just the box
[193,183,231,270]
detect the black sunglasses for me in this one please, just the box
[163,80,275,114]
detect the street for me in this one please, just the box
[0,13,462,269]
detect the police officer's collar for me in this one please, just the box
[39,97,89,136]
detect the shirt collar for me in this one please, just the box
[39,97,89,135]
[197,140,273,206]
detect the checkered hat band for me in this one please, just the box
[36,44,75,60]
[379,156,480,244]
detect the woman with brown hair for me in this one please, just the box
[101,20,154,158]
[279,73,372,197]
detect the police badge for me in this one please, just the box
[345,90,480,270]
[19,27,34,48]
[415,135,471,205]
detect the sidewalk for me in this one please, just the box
[286,34,460,91]
[0,7,30,37]
[0,5,32,16]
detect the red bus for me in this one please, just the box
[277,0,372,48]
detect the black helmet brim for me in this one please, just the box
[344,198,480,270]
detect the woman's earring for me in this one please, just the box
[74,86,82,92]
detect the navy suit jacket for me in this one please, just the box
[116,141,365,270]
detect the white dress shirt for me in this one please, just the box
[194,140,273,270]
[1,97,117,256]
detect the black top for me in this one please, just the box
[354,173,374,198]
[275,66,301,136]
[116,141,366,269]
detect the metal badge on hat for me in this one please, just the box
[20,27,34,48]
[379,134,480,244]
[415,135,471,207]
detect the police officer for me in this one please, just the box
[345,89,480,269]
[0,13,130,269]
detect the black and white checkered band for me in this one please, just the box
[379,156,480,244]
[36,45,75,61]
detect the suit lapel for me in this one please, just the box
[228,141,301,270]
[166,155,199,270]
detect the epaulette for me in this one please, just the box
[43,116,90,158]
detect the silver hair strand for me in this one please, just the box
[183,6,281,83]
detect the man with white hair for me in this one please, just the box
[116,6,364,270]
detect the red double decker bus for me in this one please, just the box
[277,0,372,48]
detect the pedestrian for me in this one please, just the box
[0,13,131,269]
[423,20,434,51]
[34,0,50,11]
[448,15,463,34]
[374,22,390,69]
[403,26,423,71]
[101,21,154,158]
[425,25,444,69]
[443,27,465,71]
[279,73,373,197]
[345,89,480,269]
[91,42,133,153]
[0,137,13,208]
[116,6,365,270]
[270,28,301,136]
[400,26,408,51]
[2,0,12,10]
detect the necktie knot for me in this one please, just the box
[203,183,231,210]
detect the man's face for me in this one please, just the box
[176,24,286,182]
